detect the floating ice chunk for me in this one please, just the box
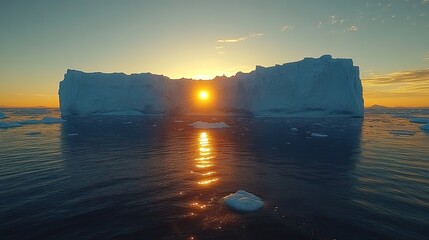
[18,117,65,124]
[40,117,65,123]
[25,131,42,135]
[409,118,429,124]
[223,190,264,212]
[19,119,41,124]
[311,133,328,137]
[390,130,415,136]
[420,124,429,130]
[190,121,230,129]
[0,122,23,128]
[291,128,299,131]
[0,111,6,119]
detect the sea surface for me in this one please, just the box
[0,108,428,240]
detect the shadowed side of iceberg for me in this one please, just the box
[58,55,364,117]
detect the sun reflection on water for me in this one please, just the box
[194,131,219,187]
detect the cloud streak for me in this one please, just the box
[363,68,429,98]
[217,33,263,43]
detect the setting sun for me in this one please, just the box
[198,91,209,101]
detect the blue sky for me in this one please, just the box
[0,0,428,107]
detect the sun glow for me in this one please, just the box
[198,90,209,101]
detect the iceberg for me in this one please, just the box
[59,55,364,117]
[0,122,22,128]
[409,118,429,124]
[190,121,230,129]
[223,190,264,212]
[420,124,429,130]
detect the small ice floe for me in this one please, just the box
[18,117,65,124]
[174,120,184,123]
[291,128,299,131]
[0,122,23,128]
[40,117,65,124]
[68,133,79,136]
[311,133,328,137]
[390,130,415,136]
[420,124,429,131]
[0,111,6,119]
[223,190,264,212]
[190,121,230,129]
[25,131,41,136]
[409,118,429,124]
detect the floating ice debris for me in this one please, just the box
[18,117,65,124]
[0,122,23,128]
[0,111,6,119]
[291,128,299,131]
[420,124,429,130]
[311,133,328,137]
[40,117,65,124]
[25,131,41,135]
[223,190,264,212]
[409,118,429,124]
[190,121,230,129]
[390,130,415,136]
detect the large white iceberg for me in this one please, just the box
[59,55,364,117]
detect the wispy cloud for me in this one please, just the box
[347,25,358,31]
[281,25,293,32]
[363,68,429,98]
[217,33,263,43]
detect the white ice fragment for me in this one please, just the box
[190,121,230,129]
[0,122,22,128]
[291,128,299,131]
[390,130,415,136]
[409,118,429,124]
[223,190,264,212]
[420,124,429,130]
[311,133,328,137]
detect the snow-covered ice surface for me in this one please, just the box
[190,121,229,129]
[59,55,363,117]
[223,190,264,212]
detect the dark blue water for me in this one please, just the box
[0,108,428,240]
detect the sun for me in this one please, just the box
[199,90,209,101]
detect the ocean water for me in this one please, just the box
[0,108,428,240]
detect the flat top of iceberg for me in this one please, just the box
[223,190,264,212]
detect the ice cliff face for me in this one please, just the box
[59,55,364,117]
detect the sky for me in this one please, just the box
[0,0,428,107]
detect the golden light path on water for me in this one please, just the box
[189,131,219,214]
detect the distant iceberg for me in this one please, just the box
[59,55,364,117]
[190,121,229,129]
